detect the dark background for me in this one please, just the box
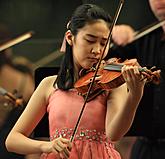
[0,0,157,67]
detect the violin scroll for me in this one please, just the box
[140,66,161,85]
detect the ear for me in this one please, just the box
[65,30,73,46]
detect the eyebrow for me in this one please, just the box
[86,34,108,41]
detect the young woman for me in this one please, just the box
[5,4,146,159]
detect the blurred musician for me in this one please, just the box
[0,23,35,159]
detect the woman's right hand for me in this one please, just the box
[41,136,72,158]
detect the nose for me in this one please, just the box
[92,44,102,56]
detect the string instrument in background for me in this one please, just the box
[132,19,165,41]
[0,31,34,52]
[0,28,63,69]
[74,58,161,101]
[110,19,165,48]
[0,87,23,129]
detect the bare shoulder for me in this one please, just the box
[40,75,57,85]
[35,75,58,99]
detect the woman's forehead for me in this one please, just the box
[78,20,110,38]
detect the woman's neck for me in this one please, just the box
[74,63,80,82]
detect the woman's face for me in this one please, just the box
[149,0,165,20]
[71,19,110,70]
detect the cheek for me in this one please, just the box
[73,46,87,66]
[103,47,110,59]
[76,43,90,58]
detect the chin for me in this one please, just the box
[83,66,91,70]
[81,61,96,69]
[82,64,93,70]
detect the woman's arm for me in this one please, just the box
[5,76,56,154]
[105,65,145,142]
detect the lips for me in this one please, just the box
[156,6,165,10]
[88,57,99,64]
[155,3,165,10]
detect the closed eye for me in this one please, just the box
[86,39,95,43]
[101,42,106,46]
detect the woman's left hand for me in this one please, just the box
[121,64,146,95]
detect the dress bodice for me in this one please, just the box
[41,89,121,159]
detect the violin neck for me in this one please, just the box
[104,64,147,72]
[104,64,123,71]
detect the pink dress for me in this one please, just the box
[41,88,121,159]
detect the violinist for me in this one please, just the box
[0,55,34,159]
[6,4,146,159]
[109,0,165,159]
[0,25,35,104]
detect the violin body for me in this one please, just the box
[74,58,161,98]
[74,71,102,95]
[98,69,125,90]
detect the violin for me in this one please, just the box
[74,58,161,100]
[110,19,165,48]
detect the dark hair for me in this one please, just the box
[68,4,112,36]
[55,4,112,90]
